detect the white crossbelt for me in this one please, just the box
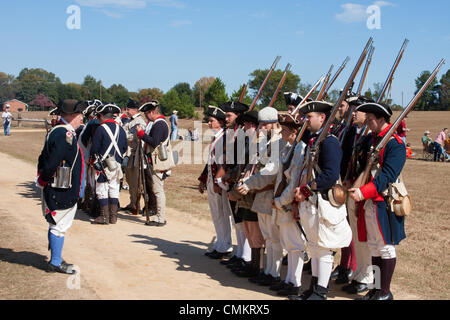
[101,123,123,161]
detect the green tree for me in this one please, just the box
[193,76,215,108]
[248,68,300,110]
[136,88,164,104]
[57,82,82,101]
[172,82,193,104]
[229,84,252,105]
[438,69,449,110]
[160,89,182,116]
[203,77,228,113]
[108,84,129,106]
[82,75,112,103]
[178,92,195,118]
[0,72,17,102]
[16,68,61,103]
[414,71,439,111]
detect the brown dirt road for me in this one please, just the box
[0,152,419,300]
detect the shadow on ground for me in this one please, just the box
[0,248,49,272]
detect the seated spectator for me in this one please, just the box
[433,128,449,162]
[406,143,415,158]
[422,130,432,147]
[445,133,450,153]
[192,128,199,141]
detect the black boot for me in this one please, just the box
[91,205,109,225]
[306,284,328,300]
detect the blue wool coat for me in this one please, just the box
[90,120,128,183]
[37,125,84,211]
[359,126,407,245]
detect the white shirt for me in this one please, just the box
[2,111,12,124]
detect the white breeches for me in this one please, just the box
[258,212,282,278]
[364,200,396,259]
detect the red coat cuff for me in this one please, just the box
[360,182,378,200]
[137,130,145,139]
[38,176,49,187]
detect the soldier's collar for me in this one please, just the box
[60,118,75,133]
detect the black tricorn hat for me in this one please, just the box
[139,100,160,113]
[219,101,249,114]
[349,95,375,107]
[58,99,84,115]
[207,105,226,121]
[127,98,139,109]
[241,110,259,125]
[356,102,392,118]
[298,101,333,115]
[96,103,121,115]
[284,92,303,107]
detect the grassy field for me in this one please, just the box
[1,110,449,299]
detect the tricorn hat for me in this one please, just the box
[241,110,259,125]
[207,105,226,121]
[58,99,84,115]
[356,102,392,119]
[127,98,139,109]
[96,103,121,115]
[219,101,249,114]
[298,101,333,115]
[139,100,160,113]
[284,92,303,107]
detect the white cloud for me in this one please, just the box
[98,9,124,18]
[76,0,146,8]
[335,3,367,23]
[148,0,186,9]
[336,1,396,23]
[170,19,192,27]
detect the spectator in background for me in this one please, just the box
[433,128,449,162]
[445,133,450,154]
[422,130,432,147]
[2,104,13,136]
[192,127,199,141]
[396,119,410,144]
[170,110,178,141]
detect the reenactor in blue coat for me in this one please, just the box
[36,99,86,274]
[348,102,406,300]
[90,103,128,225]
[292,101,346,300]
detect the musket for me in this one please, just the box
[238,84,248,103]
[135,142,143,215]
[316,65,334,100]
[243,63,292,178]
[339,45,375,145]
[356,39,409,145]
[303,37,373,186]
[139,141,150,223]
[248,56,282,111]
[290,76,325,115]
[322,56,351,100]
[353,58,445,190]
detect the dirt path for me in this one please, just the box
[0,152,419,300]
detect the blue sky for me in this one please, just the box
[1,0,449,105]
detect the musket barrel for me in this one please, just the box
[290,75,325,115]
[357,45,375,96]
[376,58,445,153]
[377,39,409,103]
[324,56,350,95]
[249,56,282,111]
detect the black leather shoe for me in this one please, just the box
[277,283,301,296]
[335,268,355,284]
[343,280,369,294]
[227,258,245,269]
[356,288,379,300]
[288,294,303,300]
[248,272,265,284]
[145,221,166,227]
[234,265,259,278]
[257,274,280,286]
[47,261,76,274]
[208,251,231,260]
[205,250,218,257]
[120,204,133,211]
[270,281,289,291]
[371,290,394,300]
[306,284,328,300]
[330,266,344,280]
[220,255,239,266]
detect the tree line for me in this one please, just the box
[1,67,448,118]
